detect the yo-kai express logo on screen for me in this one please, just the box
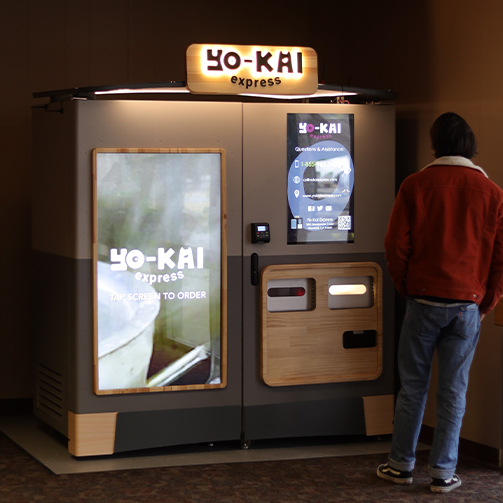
[299,122,342,135]
[109,246,204,285]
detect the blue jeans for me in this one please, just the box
[388,298,480,479]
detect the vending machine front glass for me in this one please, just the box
[93,148,226,395]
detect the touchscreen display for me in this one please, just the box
[93,149,226,394]
[287,113,354,244]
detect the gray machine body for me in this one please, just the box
[32,99,395,452]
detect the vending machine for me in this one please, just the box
[32,88,395,456]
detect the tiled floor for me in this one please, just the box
[0,415,414,475]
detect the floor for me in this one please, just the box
[0,414,418,476]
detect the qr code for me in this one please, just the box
[338,216,352,230]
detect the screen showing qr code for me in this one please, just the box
[338,216,352,231]
[287,113,355,244]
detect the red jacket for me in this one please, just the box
[385,156,503,314]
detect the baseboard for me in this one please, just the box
[0,398,32,416]
[419,425,500,468]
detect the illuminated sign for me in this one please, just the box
[186,44,318,95]
[93,148,226,394]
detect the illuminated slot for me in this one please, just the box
[266,278,314,312]
[328,275,374,310]
[329,284,367,296]
[268,287,306,297]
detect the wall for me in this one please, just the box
[1,0,501,452]
[392,1,503,451]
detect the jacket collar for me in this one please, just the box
[422,156,488,178]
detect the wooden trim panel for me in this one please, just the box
[68,411,117,457]
[261,262,383,387]
[363,395,394,436]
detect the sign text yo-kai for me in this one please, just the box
[186,44,318,96]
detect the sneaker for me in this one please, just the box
[430,474,461,493]
[377,463,413,485]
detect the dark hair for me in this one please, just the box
[430,112,478,159]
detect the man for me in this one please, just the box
[377,112,503,493]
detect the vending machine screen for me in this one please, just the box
[287,113,355,244]
[93,149,226,394]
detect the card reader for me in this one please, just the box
[251,223,270,243]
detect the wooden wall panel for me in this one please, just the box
[0,2,32,398]
[494,298,503,327]
[64,0,92,88]
[27,0,66,93]
[129,0,157,83]
[152,2,184,81]
[89,0,129,86]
